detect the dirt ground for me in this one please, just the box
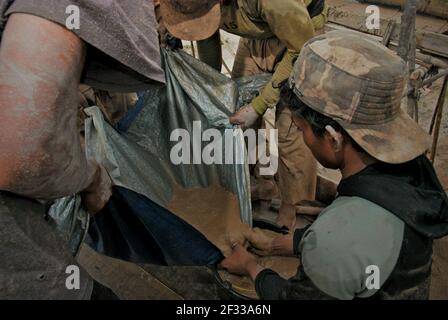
[417,77,448,300]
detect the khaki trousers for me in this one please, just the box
[232,37,317,205]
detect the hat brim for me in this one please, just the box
[340,109,432,164]
[161,1,221,41]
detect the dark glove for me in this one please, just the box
[165,34,183,50]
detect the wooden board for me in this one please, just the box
[77,245,183,300]
[326,0,448,58]
[416,31,448,58]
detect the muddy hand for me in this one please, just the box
[248,230,295,257]
[220,244,258,276]
[244,228,274,256]
[229,104,259,129]
[82,164,113,215]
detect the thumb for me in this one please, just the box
[248,247,271,257]
[229,114,243,125]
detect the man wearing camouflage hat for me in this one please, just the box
[221,30,448,300]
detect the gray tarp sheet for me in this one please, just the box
[50,49,271,256]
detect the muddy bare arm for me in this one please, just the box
[0,13,107,203]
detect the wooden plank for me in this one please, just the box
[327,0,448,32]
[359,0,448,20]
[77,245,183,300]
[416,31,448,58]
[327,0,399,37]
[325,23,448,68]
[326,0,448,58]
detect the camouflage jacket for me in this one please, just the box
[202,0,328,114]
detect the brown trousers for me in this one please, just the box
[232,37,317,205]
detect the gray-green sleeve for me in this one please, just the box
[299,196,405,300]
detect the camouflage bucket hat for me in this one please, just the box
[290,30,431,164]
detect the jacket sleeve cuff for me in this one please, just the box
[255,269,290,299]
[293,225,311,256]
[251,96,268,115]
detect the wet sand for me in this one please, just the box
[167,184,300,299]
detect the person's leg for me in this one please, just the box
[232,37,318,229]
[196,30,222,71]
[231,37,285,79]
[0,13,107,205]
[275,106,317,229]
[231,38,263,79]
[231,38,279,212]
[0,192,94,300]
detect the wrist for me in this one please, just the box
[271,234,295,257]
[251,96,268,115]
[283,236,295,257]
[246,260,264,281]
[84,162,101,193]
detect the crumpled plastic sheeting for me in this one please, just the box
[235,73,272,107]
[117,50,248,206]
[50,49,272,256]
[47,196,89,254]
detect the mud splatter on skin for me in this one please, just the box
[218,227,299,299]
[0,85,30,106]
[0,13,94,199]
